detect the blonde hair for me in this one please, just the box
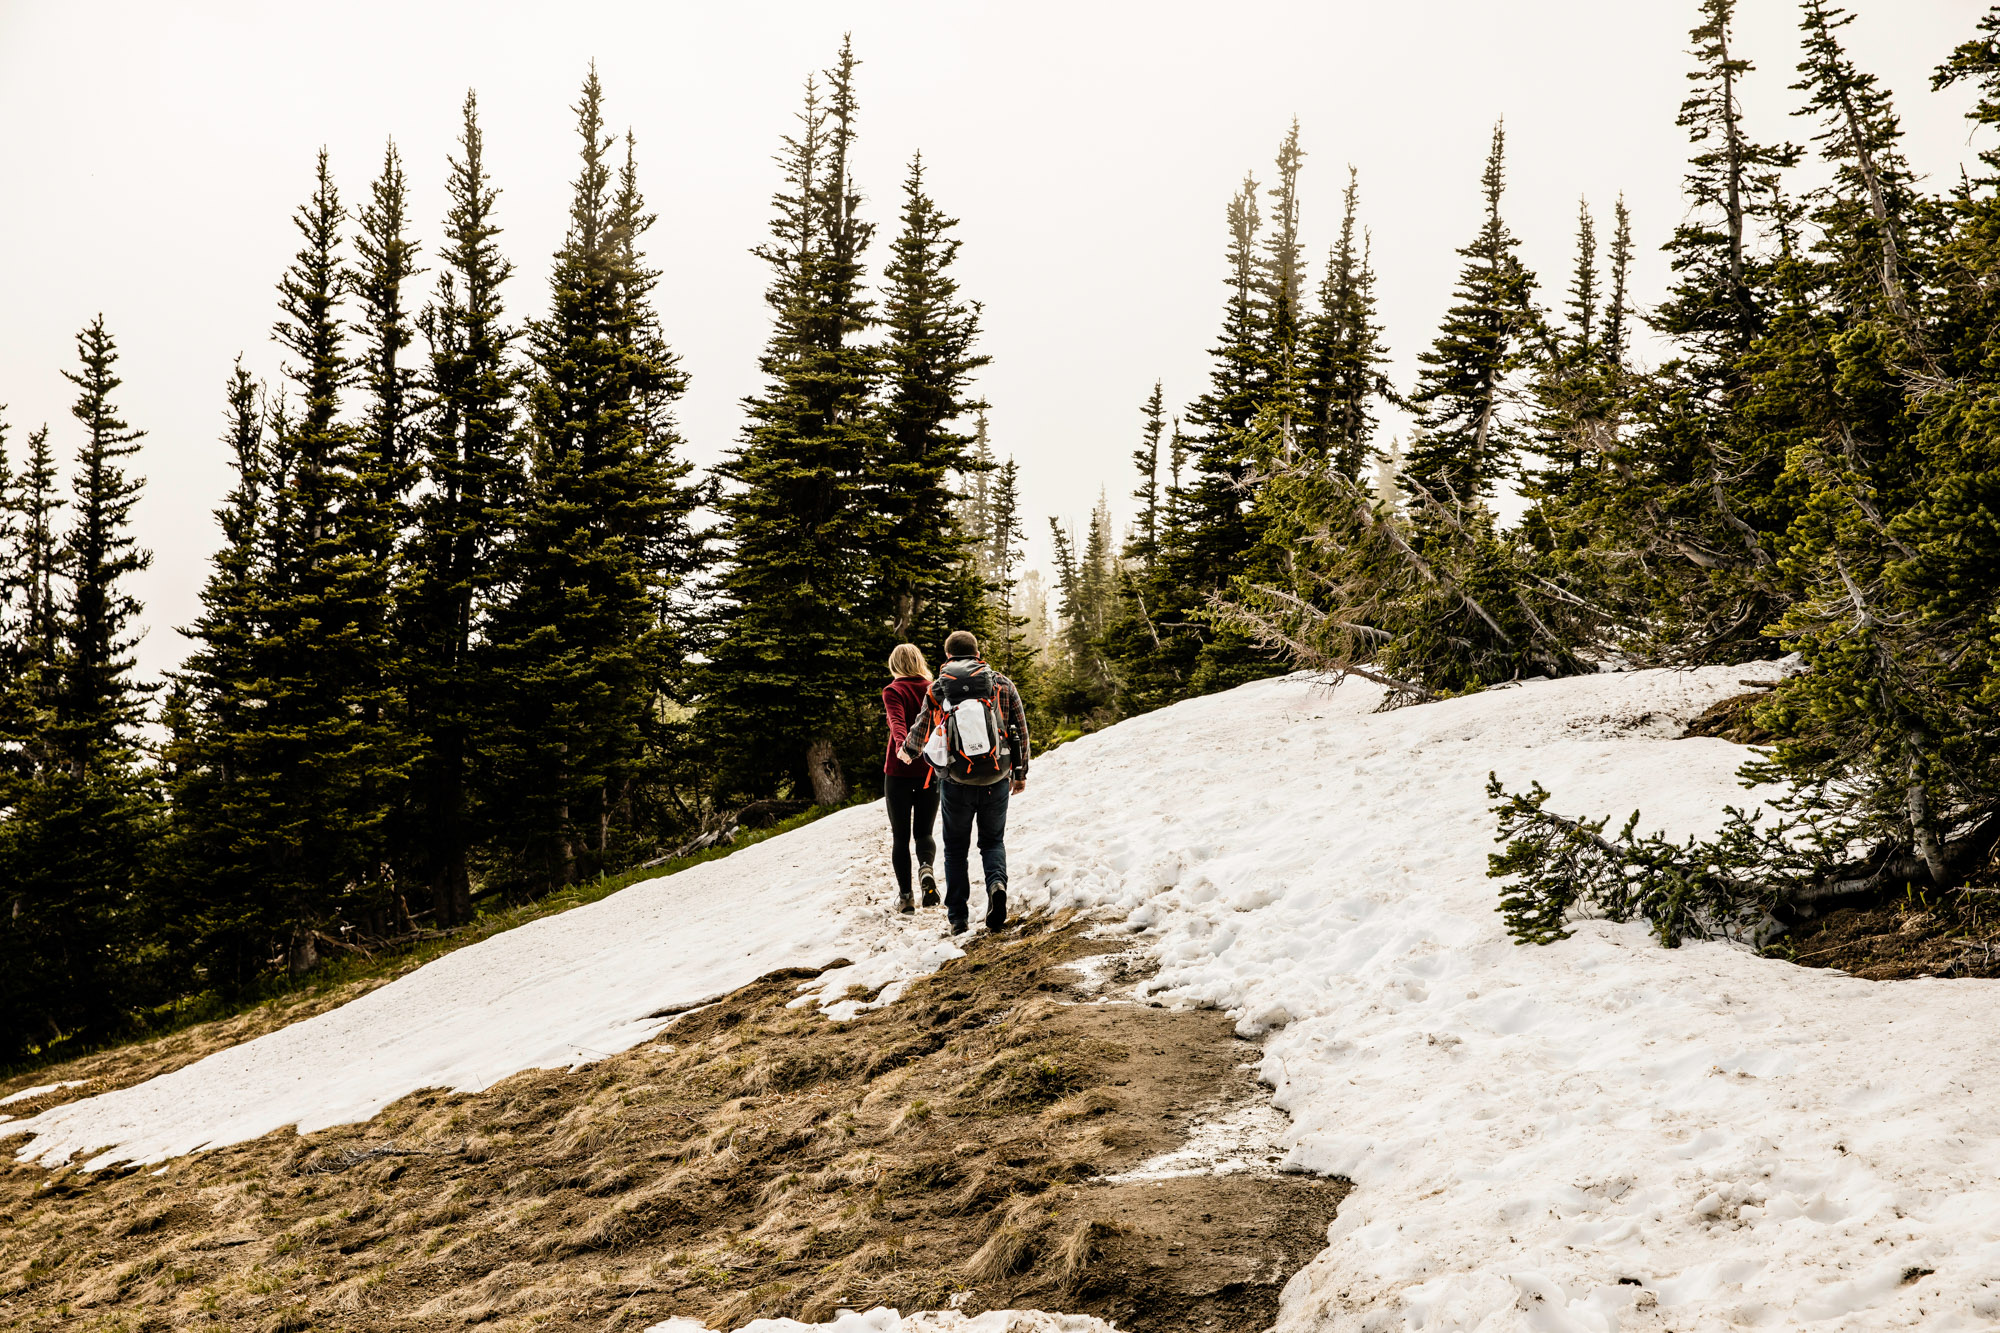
[888,643,932,680]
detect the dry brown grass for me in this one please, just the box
[0,914,1345,1333]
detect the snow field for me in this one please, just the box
[998,667,2000,1331]
[2,807,937,1168]
[13,664,2000,1330]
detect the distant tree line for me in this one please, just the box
[0,45,1017,1059]
[9,2,2000,1057]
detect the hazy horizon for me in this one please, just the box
[0,0,1986,683]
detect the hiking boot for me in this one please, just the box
[947,916,970,936]
[896,884,915,915]
[984,881,1008,932]
[919,865,939,908]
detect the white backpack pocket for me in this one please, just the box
[953,697,993,757]
[922,719,949,767]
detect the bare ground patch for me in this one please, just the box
[0,914,1344,1332]
[1765,894,2000,980]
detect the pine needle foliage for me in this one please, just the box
[706,40,882,808]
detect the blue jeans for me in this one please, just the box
[940,778,1010,927]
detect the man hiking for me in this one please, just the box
[895,630,1032,935]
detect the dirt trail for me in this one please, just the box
[0,914,1344,1332]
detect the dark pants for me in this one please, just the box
[885,773,938,897]
[940,778,1010,926]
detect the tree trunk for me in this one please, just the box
[432,849,471,928]
[805,737,847,807]
[286,929,319,978]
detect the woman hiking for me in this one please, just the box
[882,643,940,914]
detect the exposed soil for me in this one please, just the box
[0,914,1345,1332]
[1680,686,1780,746]
[1767,895,2000,980]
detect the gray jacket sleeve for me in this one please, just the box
[1000,677,1032,780]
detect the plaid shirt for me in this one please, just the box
[895,661,1032,783]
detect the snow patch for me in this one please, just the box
[1,807,949,1168]
[1096,1077,1293,1183]
[0,1080,88,1106]
[648,1308,1117,1333]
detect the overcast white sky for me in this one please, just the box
[0,0,1987,681]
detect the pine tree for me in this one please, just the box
[1614,0,1808,662]
[1126,382,1165,568]
[350,140,424,572]
[1046,493,1120,718]
[55,316,153,771]
[1079,490,1118,647]
[705,40,880,807]
[1303,168,1390,480]
[1256,122,1307,448]
[1178,173,1266,563]
[248,150,409,974]
[0,320,158,1057]
[875,151,991,645]
[1405,122,1539,503]
[982,457,1036,693]
[1603,196,1634,367]
[1163,419,1188,551]
[1524,200,1620,499]
[0,412,16,673]
[1794,0,1927,333]
[487,69,703,885]
[1669,0,1799,350]
[1105,167,1281,707]
[161,364,273,983]
[404,91,521,923]
[608,128,712,851]
[1,423,63,782]
[959,409,996,579]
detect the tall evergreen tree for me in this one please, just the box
[1524,200,1622,500]
[1178,173,1266,563]
[1,423,63,781]
[55,316,153,771]
[351,140,424,572]
[705,40,880,806]
[608,127,712,849]
[1616,0,1808,661]
[404,91,520,922]
[487,69,702,885]
[0,320,157,1057]
[982,456,1036,690]
[1257,123,1307,446]
[221,150,410,976]
[875,151,991,644]
[162,364,273,981]
[1126,381,1165,568]
[1302,168,1390,480]
[1603,195,1634,366]
[0,413,17,673]
[1405,122,1539,503]
[959,409,996,579]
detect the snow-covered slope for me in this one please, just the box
[15,665,2000,1330]
[4,806,947,1168]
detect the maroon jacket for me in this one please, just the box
[882,676,931,778]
